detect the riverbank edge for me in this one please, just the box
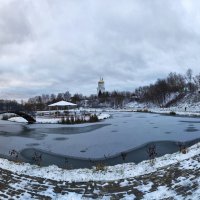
[0,141,199,183]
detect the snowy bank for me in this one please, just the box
[97,113,110,120]
[8,113,110,124]
[8,116,28,123]
[125,100,200,117]
[150,108,200,117]
[0,142,200,182]
[8,117,60,123]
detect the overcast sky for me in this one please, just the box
[0,0,200,100]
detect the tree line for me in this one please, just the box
[135,69,200,106]
[0,68,200,111]
[0,100,23,111]
[23,90,135,111]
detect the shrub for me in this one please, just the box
[9,149,19,162]
[64,158,73,169]
[178,143,188,154]
[89,114,99,122]
[67,117,71,124]
[169,111,176,115]
[71,116,75,124]
[61,116,65,124]
[147,144,157,165]
[32,152,42,166]
[59,114,99,124]
[136,109,149,113]
[94,162,106,171]
[121,152,127,162]
[55,111,60,115]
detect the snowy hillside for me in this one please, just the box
[169,92,200,112]
[126,92,200,113]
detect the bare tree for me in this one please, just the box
[193,74,200,91]
[186,68,193,92]
[64,91,71,101]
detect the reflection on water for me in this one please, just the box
[54,137,68,141]
[0,112,200,168]
[0,124,46,139]
[35,124,110,135]
[122,114,132,117]
[185,127,199,132]
[26,143,40,147]
[179,120,200,123]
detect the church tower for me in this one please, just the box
[97,77,105,96]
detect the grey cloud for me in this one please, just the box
[0,1,31,46]
[0,0,200,99]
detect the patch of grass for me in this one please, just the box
[94,162,107,171]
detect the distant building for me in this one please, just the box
[97,77,105,96]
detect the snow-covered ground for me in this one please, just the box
[0,142,199,183]
[125,101,155,110]
[125,92,200,116]
[150,108,200,117]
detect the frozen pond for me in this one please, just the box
[0,112,200,168]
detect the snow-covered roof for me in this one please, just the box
[48,100,77,107]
